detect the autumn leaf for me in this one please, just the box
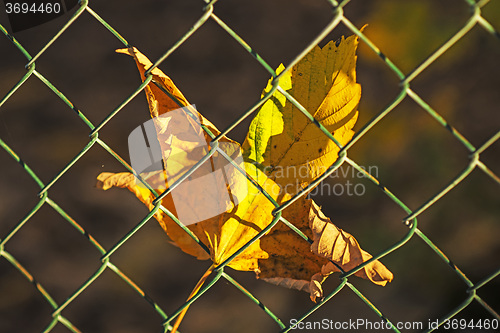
[262,197,393,302]
[97,39,392,312]
[243,35,361,196]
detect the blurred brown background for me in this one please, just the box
[1,0,499,332]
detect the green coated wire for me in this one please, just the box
[52,260,110,317]
[0,64,35,108]
[469,268,500,292]
[402,155,479,224]
[281,279,348,333]
[222,272,286,329]
[473,294,500,320]
[210,13,275,76]
[33,70,95,129]
[26,0,89,67]
[0,0,499,331]
[144,2,214,78]
[0,23,32,59]
[213,5,344,141]
[162,268,224,328]
[402,6,482,86]
[39,135,98,195]
[107,262,169,320]
[347,282,401,333]
[423,293,476,333]
[102,203,162,260]
[90,75,153,135]
[85,6,130,47]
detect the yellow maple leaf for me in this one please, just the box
[243,35,361,196]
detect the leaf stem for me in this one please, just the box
[170,263,215,332]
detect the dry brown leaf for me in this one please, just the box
[309,199,393,288]
[258,197,393,302]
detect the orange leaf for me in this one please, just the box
[98,40,392,306]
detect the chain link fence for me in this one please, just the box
[1,0,499,332]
